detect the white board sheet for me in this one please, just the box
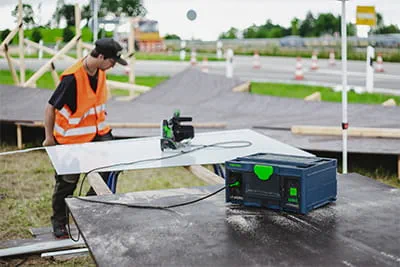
[45,129,312,175]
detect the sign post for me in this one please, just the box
[340,0,349,174]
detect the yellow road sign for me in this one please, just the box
[356,6,376,26]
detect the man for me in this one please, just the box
[42,38,127,238]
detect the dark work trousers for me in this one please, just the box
[51,132,114,225]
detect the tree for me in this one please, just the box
[54,0,65,28]
[219,27,239,39]
[299,12,316,37]
[81,4,92,26]
[164,34,181,40]
[11,4,35,28]
[0,29,11,42]
[373,24,400,34]
[315,13,339,36]
[55,4,75,27]
[372,13,400,34]
[243,24,258,38]
[100,0,146,17]
[291,18,300,36]
[31,28,43,42]
[63,27,74,42]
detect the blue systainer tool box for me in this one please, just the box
[225,153,337,214]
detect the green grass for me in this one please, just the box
[0,144,207,265]
[251,82,400,105]
[0,70,168,96]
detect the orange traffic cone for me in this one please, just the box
[311,51,318,70]
[201,57,209,73]
[329,50,336,66]
[375,53,384,72]
[253,51,261,69]
[295,57,304,80]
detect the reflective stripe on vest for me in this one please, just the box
[55,123,97,137]
[58,106,103,125]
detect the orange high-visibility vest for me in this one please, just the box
[54,60,110,144]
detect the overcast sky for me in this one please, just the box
[0,0,399,40]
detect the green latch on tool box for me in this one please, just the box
[253,165,274,180]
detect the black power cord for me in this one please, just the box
[75,186,226,210]
[68,140,252,242]
[77,140,252,196]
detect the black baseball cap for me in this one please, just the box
[95,38,128,66]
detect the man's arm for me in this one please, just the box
[42,103,56,146]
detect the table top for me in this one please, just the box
[46,129,311,175]
[66,173,400,267]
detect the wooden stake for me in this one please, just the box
[16,124,22,149]
[75,4,82,59]
[87,173,112,195]
[4,44,20,85]
[184,165,224,185]
[50,62,60,87]
[18,0,25,84]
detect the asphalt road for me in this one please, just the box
[1,55,399,91]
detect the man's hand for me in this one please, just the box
[42,137,56,147]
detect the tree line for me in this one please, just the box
[218,11,400,39]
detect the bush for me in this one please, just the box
[0,29,11,42]
[63,27,74,43]
[31,28,43,43]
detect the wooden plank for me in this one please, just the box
[18,0,25,84]
[17,121,226,129]
[232,81,251,92]
[0,50,20,66]
[398,155,400,180]
[184,165,224,185]
[24,39,76,61]
[3,44,20,85]
[304,92,321,101]
[23,34,81,88]
[75,4,82,59]
[0,23,22,51]
[16,124,22,149]
[87,173,112,195]
[0,238,85,257]
[291,125,400,139]
[128,17,136,85]
[106,80,150,93]
[108,122,227,129]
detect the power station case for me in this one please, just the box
[225,153,337,214]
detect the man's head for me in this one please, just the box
[91,38,128,70]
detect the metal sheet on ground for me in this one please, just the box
[66,173,400,267]
[45,129,311,175]
[0,239,85,257]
